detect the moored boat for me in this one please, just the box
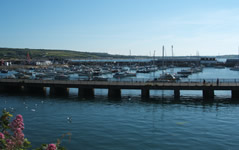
[148,73,177,82]
[1,69,8,73]
[177,69,192,75]
[55,74,69,80]
[230,65,239,71]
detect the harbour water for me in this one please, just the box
[1,67,239,149]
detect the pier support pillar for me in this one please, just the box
[50,87,69,96]
[174,90,180,99]
[141,88,150,99]
[203,90,214,99]
[108,88,121,98]
[0,85,22,93]
[78,88,94,98]
[231,90,239,99]
[24,86,46,95]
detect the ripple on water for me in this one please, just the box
[1,94,239,149]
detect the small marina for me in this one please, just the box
[1,57,239,100]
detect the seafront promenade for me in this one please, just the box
[1,78,239,99]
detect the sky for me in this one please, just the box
[1,0,239,56]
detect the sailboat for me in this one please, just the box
[152,46,177,82]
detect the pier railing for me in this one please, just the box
[107,78,239,83]
[1,78,239,86]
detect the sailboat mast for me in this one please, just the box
[171,45,174,66]
[129,49,131,67]
[153,50,155,66]
[162,45,164,67]
[153,50,156,78]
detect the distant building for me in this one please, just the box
[35,60,52,66]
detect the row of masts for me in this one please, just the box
[129,45,174,60]
[130,45,175,76]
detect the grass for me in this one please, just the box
[0,48,116,60]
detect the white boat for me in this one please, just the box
[113,72,126,78]
[4,74,16,79]
[174,73,188,78]
[190,67,203,73]
[124,71,136,77]
[20,75,31,79]
[113,72,136,78]
[148,73,177,82]
[177,69,192,75]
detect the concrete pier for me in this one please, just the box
[78,88,94,98]
[2,79,239,100]
[203,90,214,99]
[174,90,180,99]
[108,88,121,98]
[231,90,239,99]
[141,88,150,99]
[50,87,69,96]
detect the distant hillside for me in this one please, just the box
[216,55,239,59]
[0,48,132,60]
[1,47,237,60]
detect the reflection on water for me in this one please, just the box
[1,93,239,150]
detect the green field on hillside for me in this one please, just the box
[0,48,124,60]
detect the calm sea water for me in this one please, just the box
[1,67,239,150]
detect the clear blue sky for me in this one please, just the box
[1,0,239,56]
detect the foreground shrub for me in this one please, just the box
[0,110,67,150]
